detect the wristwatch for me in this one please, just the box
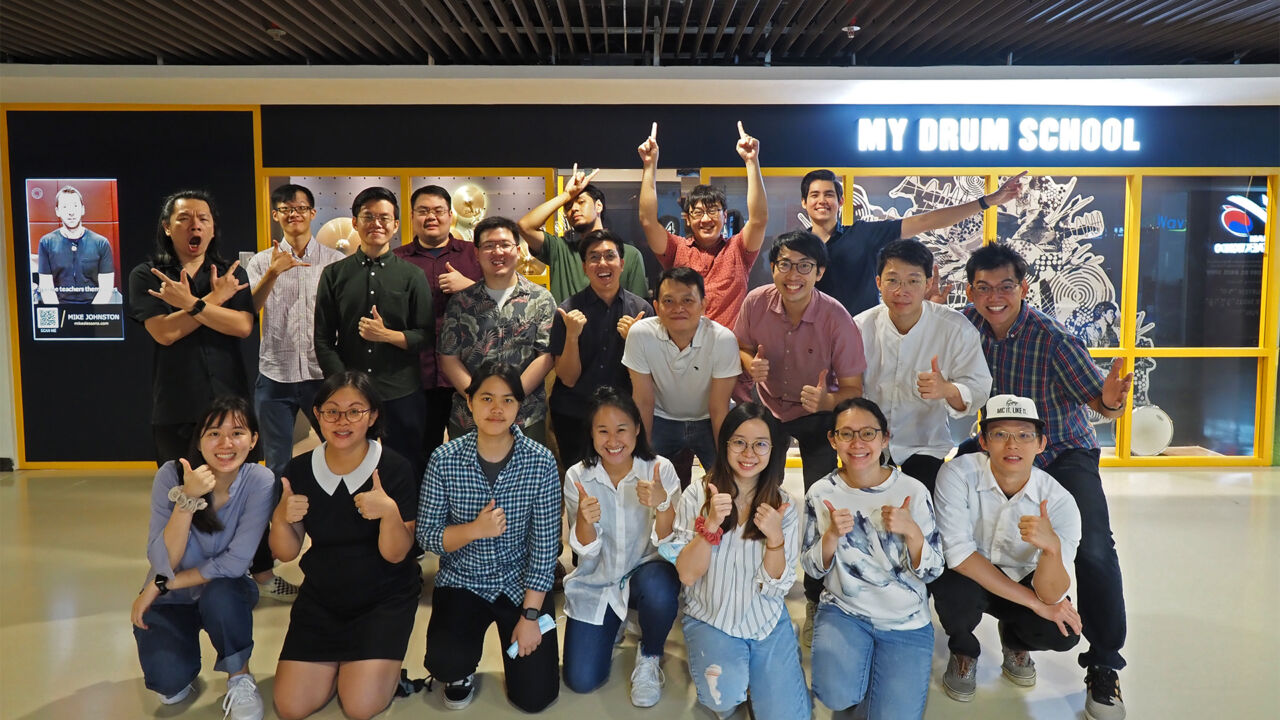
[154,574,170,595]
[521,606,540,621]
[187,299,207,316]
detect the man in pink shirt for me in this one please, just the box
[637,121,768,330]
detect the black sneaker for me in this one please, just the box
[1084,666,1126,720]
[442,674,475,710]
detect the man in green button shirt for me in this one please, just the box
[314,186,434,482]
[517,164,649,304]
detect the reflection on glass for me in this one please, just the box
[1131,357,1256,457]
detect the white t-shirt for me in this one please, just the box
[622,316,741,421]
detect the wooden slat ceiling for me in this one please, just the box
[2,0,1277,66]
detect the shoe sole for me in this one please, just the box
[1002,667,1037,687]
[443,692,474,711]
[630,693,659,708]
[942,683,975,702]
[1084,706,1125,720]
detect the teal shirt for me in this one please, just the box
[537,230,649,304]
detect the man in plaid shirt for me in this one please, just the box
[959,243,1132,720]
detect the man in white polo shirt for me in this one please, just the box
[932,395,1083,705]
[623,267,740,485]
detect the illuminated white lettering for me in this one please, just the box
[1123,117,1141,150]
[1038,117,1060,152]
[1081,118,1102,151]
[939,118,960,151]
[980,117,1009,151]
[887,117,908,151]
[919,118,939,151]
[858,117,888,152]
[1102,118,1123,151]
[1058,117,1081,151]
[960,118,980,151]
[1018,118,1038,151]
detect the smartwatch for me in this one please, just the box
[187,299,207,316]
[154,574,171,595]
[521,606,540,621]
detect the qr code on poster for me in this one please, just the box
[36,306,59,330]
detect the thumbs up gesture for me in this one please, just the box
[753,500,789,547]
[1019,499,1060,553]
[617,310,646,340]
[275,477,309,524]
[358,304,391,342]
[558,306,588,339]
[748,345,770,384]
[438,261,474,294]
[178,457,217,500]
[473,498,507,538]
[822,499,855,539]
[705,482,733,526]
[354,470,397,521]
[636,463,668,509]
[916,355,953,400]
[575,481,601,524]
[800,369,830,413]
[881,496,921,539]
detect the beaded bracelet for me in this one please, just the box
[694,516,724,546]
[167,485,209,513]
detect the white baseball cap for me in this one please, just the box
[980,394,1046,431]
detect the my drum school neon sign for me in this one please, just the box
[856,116,1141,153]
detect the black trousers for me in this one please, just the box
[898,453,945,493]
[549,410,589,470]
[382,390,428,485]
[931,568,1081,659]
[424,586,559,713]
[423,386,455,464]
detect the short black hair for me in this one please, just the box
[466,360,526,403]
[351,186,399,219]
[657,266,705,301]
[577,228,624,262]
[410,184,452,209]
[877,238,934,278]
[270,183,314,208]
[965,243,1029,284]
[768,230,829,268]
[580,184,606,212]
[801,169,843,202]
[314,370,385,441]
[830,397,889,436]
[685,185,726,212]
[473,216,521,246]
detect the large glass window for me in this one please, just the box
[1127,357,1258,456]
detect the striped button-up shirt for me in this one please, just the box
[246,238,344,383]
[963,302,1104,466]
[416,426,561,604]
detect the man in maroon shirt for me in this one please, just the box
[392,185,484,461]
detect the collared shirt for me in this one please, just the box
[801,468,944,631]
[392,236,484,389]
[562,455,681,624]
[815,219,903,317]
[143,461,273,604]
[963,302,1105,465]
[669,481,800,641]
[537,230,649,304]
[128,260,254,425]
[416,426,561,605]
[734,285,866,423]
[246,237,344,384]
[657,230,759,330]
[313,248,434,402]
[548,287,653,419]
[621,316,741,421]
[437,274,556,429]
[933,452,1081,594]
[856,301,992,461]
[38,228,114,303]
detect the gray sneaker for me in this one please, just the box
[801,600,817,650]
[629,648,664,708]
[1085,666,1126,720]
[942,653,977,702]
[1000,646,1036,687]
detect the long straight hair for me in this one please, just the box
[701,402,787,540]
[181,396,258,534]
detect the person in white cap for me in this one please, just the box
[931,394,1083,705]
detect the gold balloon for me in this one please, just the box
[316,217,360,256]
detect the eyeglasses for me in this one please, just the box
[830,427,884,443]
[687,207,723,220]
[986,429,1039,444]
[774,259,817,275]
[971,281,1020,297]
[881,276,926,291]
[728,438,772,455]
[274,205,313,217]
[357,213,396,227]
[412,207,451,219]
[478,241,518,253]
[586,250,620,263]
[318,408,372,423]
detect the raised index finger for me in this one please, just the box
[737,120,747,139]
[650,122,657,140]
[149,267,177,284]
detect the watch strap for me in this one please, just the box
[187,299,207,316]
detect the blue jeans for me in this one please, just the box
[682,612,811,720]
[811,603,932,719]
[254,374,322,480]
[650,417,716,475]
[562,561,681,693]
[132,577,258,696]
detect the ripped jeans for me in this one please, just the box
[682,612,811,720]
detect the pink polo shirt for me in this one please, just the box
[733,285,866,422]
[658,231,759,331]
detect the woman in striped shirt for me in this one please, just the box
[671,402,810,720]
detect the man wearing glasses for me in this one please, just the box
[960,243,1132,720]
[854,238,991,492]
[437,217,557,445]
[393,185,483,462]
[314,186,434,482]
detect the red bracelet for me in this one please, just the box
[694,516,724,546]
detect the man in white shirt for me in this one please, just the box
[931,395,1083,704]
[854,238,991,490]
[623,267,740,485]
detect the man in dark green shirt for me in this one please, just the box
[314,186,433,481]
[517,165,648,304]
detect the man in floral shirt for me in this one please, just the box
[438,216,557,446]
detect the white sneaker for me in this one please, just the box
[157,683,193,705]
[630,648,664,708]
[258,575,299,603]
[222,674,264,720]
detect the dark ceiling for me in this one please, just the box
[2,0,1277,67]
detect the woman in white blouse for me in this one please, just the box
[801,397,944,719]
[671,402,809,720]
[562,387,681,708]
